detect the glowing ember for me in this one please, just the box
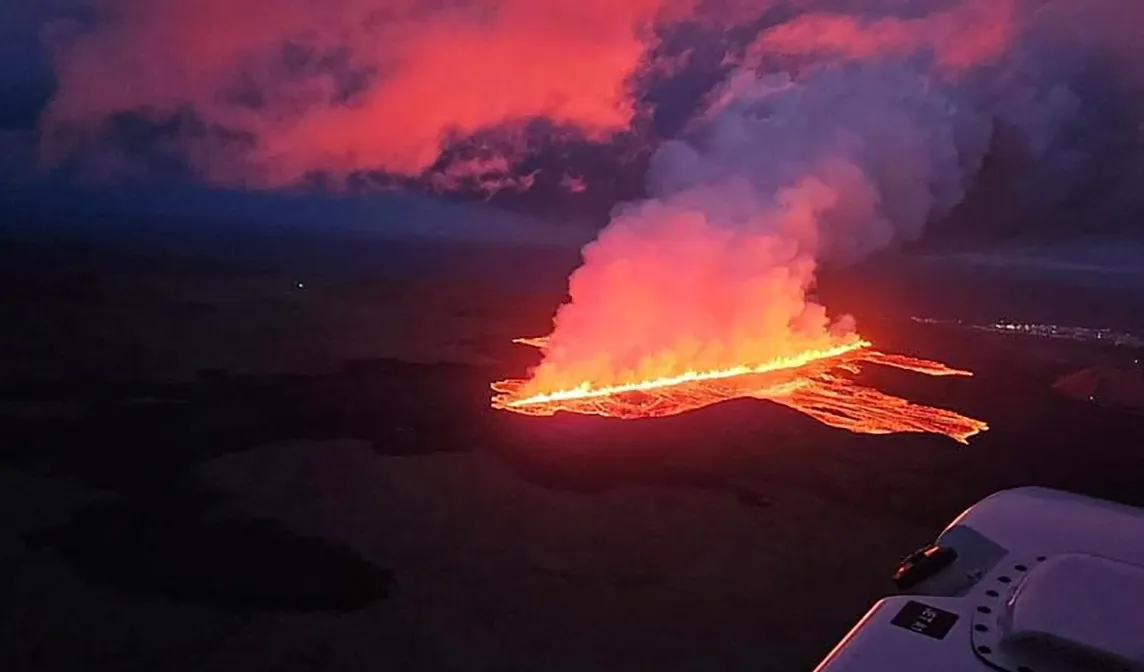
[492,341,988,444]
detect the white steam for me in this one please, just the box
[523,61,993,390]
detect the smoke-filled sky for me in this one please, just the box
[1,0,1142,228]
[40,0,685,183]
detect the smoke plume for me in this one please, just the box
[519,61,992,391]
[510,0,1144,393]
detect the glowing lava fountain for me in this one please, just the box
[492,340,988,444]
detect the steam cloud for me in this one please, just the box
[35,0,1144,387]
[515,0,1144,391]
[522,60,994,390]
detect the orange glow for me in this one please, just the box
[512,336,552,349]
[40,0,694,184]
[498,340,869,406]
[493,341,988,444]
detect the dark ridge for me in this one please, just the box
[0,358,499,494]
[24,501,391,612]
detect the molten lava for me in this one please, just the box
[492,341,988,444]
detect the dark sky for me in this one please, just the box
[0,2,92,134]
[0,2,73,96]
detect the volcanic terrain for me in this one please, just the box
[1,231,1143,671]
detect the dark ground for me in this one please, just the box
[1,227,1144,671]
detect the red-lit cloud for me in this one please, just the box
[749,0,1018,73]
[41,0,693,185]
[37,0,1144,194]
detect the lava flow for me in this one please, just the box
[492,341,989,444]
